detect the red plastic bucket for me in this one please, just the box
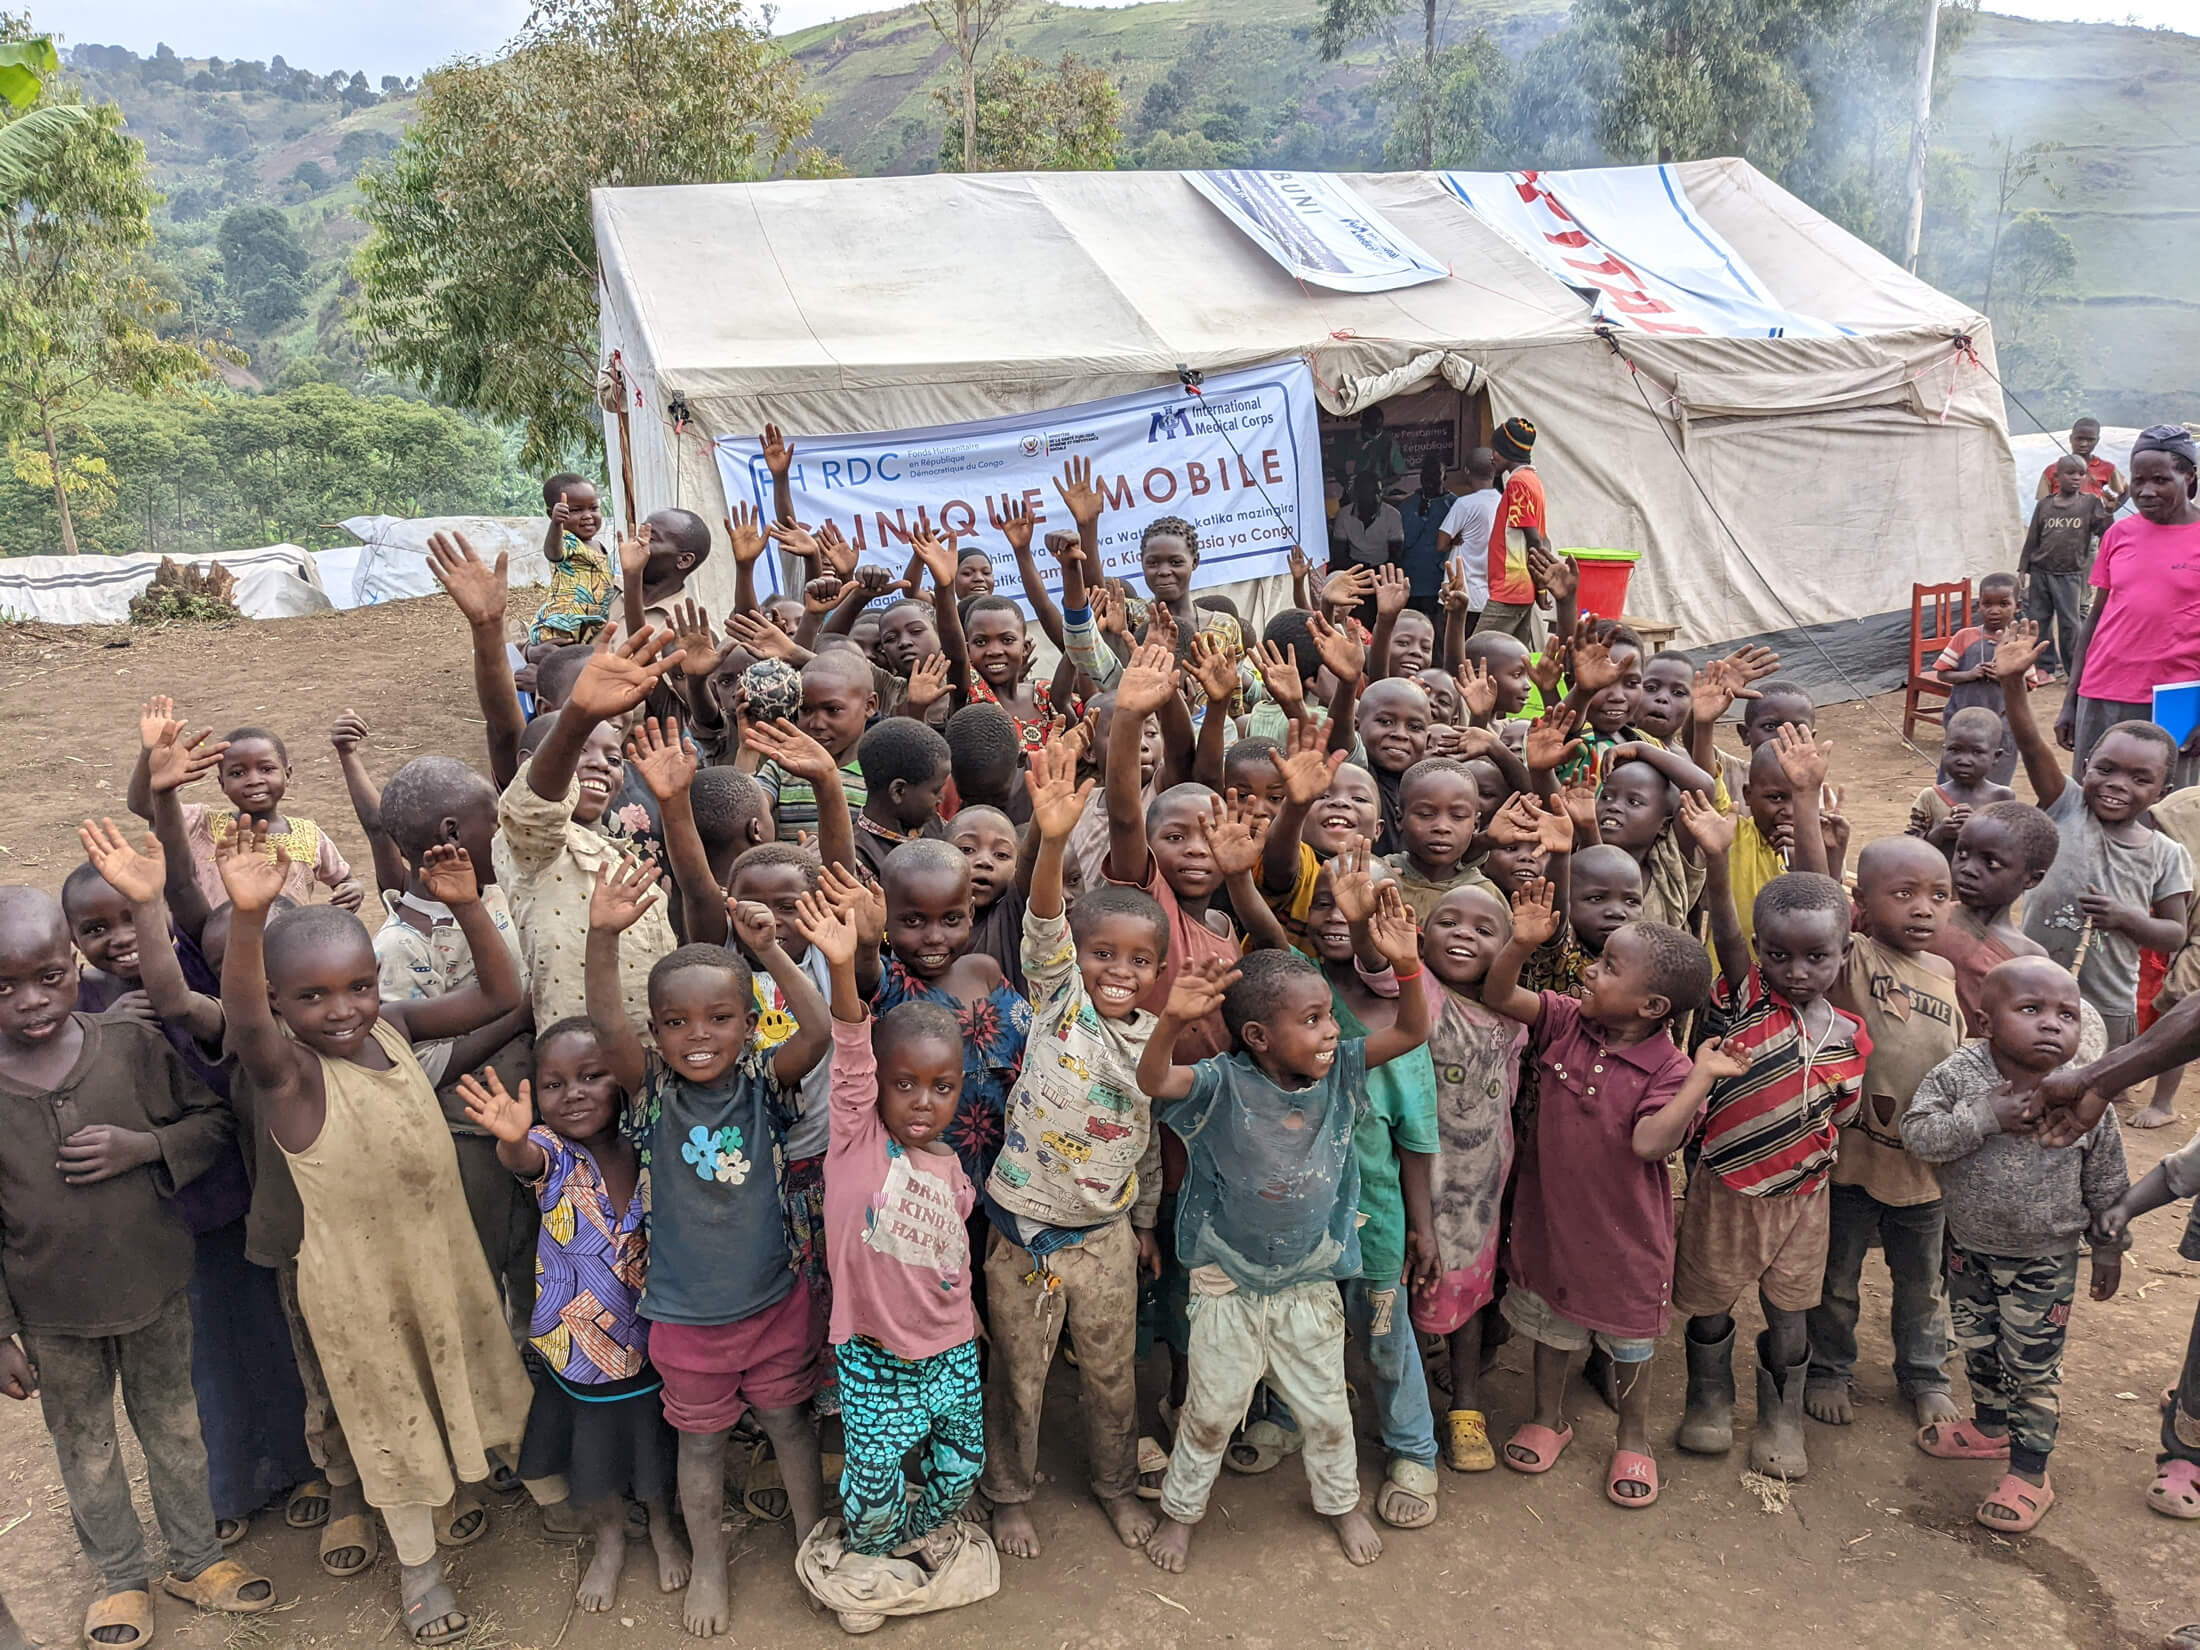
[1568,548,1641,620]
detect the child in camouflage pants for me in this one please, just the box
[1901,958,2129,1535]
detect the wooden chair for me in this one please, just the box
[1903,579,1972,741]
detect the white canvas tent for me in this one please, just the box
[594,159,2020,681]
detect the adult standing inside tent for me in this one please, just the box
[1474,417,1551,648]
[2052,424,2200,787]
[1342,405,1409,497]
[1330,471,1405,623]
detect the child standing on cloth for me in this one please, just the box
[1409,881,1530,1473]
[1807,838,1966,1433]
[1901,957,2129,1534]
[1481,884,1736,1509]
[216,831,529,1647]
[585,860,830,1640]
[800,888,986,1564]
[0,883,276,1650]
[457,1023,689,1615]
[981,739,1170,1561]
[1136,926,1431,1574]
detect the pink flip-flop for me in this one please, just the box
[1606,1450,1658,1509]
[1916,1419,2011,1460]
[2150,1458,2200,1520]
[1502,1423,1573,1474]
[1976,1471,2053,1533]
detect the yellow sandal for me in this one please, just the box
[1445,1409,1496,1473]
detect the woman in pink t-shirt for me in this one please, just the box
[2057,424,2200,786]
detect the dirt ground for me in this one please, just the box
[3,601,2195,1650]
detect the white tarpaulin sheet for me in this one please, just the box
[714,361,1328,605]
[1441,166,1845,339]
[325,516,556,609]
[1188,171,1449,293]
[0,544,330,625]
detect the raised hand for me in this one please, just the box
[1373,564,1409,618]
[1523,704,1584,773]
[77,818,165,905]
[761,422,795,482]
[728,898,781,956]
[329,710,369,756]
[1534,795,1575,856]
[1199,791,1269,878]
[791,889,860,969]
[1509,877,1561,949]
[1143,598,1180,659]
[988,494,1035,555]
[1440,556,1471,615]
[1054,454,1104,528]
[1114,639,1181,718]
[1526,544,1578,602]
[909,521,958,590]
[1693,1036,1752,1082]
[213,820,289,914]
[426,530,509,627]
[1043,528,1084,574]
[1164,955,1240,1021]
[1189,629,1239,704]
[1526,642,1565,704]
[1990,617,2048,682]
[617,522,653,584]
[1456,657,1497,721]
[816,521,858,580]
[1720,644,1779,692]
[725,610,800,663]
[588,855,661,933]
[1485,793,1542,847]
[744,718,837,784]
[1253,640,1306,719]
[417,843,481,906]
[1093,580,1129,639]
[1269,718,1347,807]
[724,502,767,568]
[139,695,176,752]
[766,518,821,563]
[1288,543,1314,589]
[1023,735,1094,841]
[1320,565,1375,615]
[1677,790,1736,857]
[1820,795,1851,865]
[902,651,952,715]
[568,626,685,722]
[458,1069,534,1145]
[1368,880,1420,968]
[819,861,887,947]
[626,715,697,803]
[550,489,576,535]
[1772,722,1832,793]
[1330,834,1379,924]
[146,722,226,794]
[1306,610,1365,685]
[670,599,725,680]
[1557,780,1600,841]
[1568,627,1621,694]
[1690,657,1744,727]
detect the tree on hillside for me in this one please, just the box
[356,0,835,466]
[917,0,1018,175]
[938,51,1120,172]
[218,205,310,334]
[1317,0,1509,171]
[0,32,217,553]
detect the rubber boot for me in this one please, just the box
[1751,1333,1810,1479]
[1675,1324,1736,1455]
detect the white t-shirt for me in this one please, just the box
[1439,491,1500,608]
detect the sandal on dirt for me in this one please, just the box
[402,1578,469,1646]
[319,1511,378,1577]
[1375,1459,1439,1529]
[1502,1423,1574,1475]
[743,1440,790,1522]
[434,1494,487,1548]
[1444,1409,1496,1473]
[1136,1435,1170,1499]
[82,1588,154,1649]
[2165,1625,2200,1650]
[1606,1450,1659,1509]
[1916,1419,2012,1460]
[1976,1471,2054,1533]
[2150,1458,2200,1519]
[286,1478,331,1530]
[161,1558,275,1615]
[1224,1419,1302,1476]
[215,1516,248,1547]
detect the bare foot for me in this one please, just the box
[992,1501,1042,1560]
[576,1536,624,1613]
[2132,1099,2180,1129]
[1102,1493,1158,1548]
[1144,1514,1193,1573]
[1914,1390,1960,1428]
[1329,1507,1383,1566]
[1804,1377,1853,1426]
[650,1521,692,1593]
[681,1562,730,1638]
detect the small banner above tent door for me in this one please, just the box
[713,360,1331,608]
[1188,170,1449,294]
[1439,166,1845,339]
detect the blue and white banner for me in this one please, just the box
[1190,170,1449,294]
[714,361,1329,606]
[1440,166,1845,339]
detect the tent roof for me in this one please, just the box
[593,158,1983,406]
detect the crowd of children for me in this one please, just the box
[8,423,2200,1649]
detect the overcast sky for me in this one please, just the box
[45,0,2198,86]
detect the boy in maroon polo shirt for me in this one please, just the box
[1481,882,1745,1510]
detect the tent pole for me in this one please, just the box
[614,402,640,537]
[1902,0,1939,273]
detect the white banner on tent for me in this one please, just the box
[1440,166,1845,339]
[714,361,1330,607]
[1188,170,1449,294]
